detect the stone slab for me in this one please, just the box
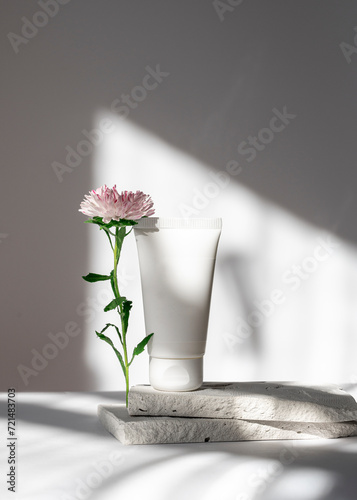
[98,404,357,445]
[128,382,357,422]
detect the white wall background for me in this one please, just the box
[1,0,357,391]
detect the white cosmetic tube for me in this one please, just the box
[134,218,222,391]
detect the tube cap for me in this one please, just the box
[149,357,203,392]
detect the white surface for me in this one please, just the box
[1,387,357,500]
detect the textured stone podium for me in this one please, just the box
[98,382,357,445]
[128,382,357,422]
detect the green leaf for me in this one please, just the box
[103,228,114,251]
[133,333,154,357]
[96,329,126,376]
[111,219,138,227]
[129,333,154,366]
[100,323,123,346]
[104,297,126,312]
[110,270,116,296]
[82,273,111,283]
[85,217,112,230]
[114,226,126,266]
[121,299,132,335]
[84,217,102,225]
[85,216,138,229]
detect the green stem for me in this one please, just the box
[124,354,129,407]
[113,226,130,407]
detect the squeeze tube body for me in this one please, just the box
[134,218,222,391]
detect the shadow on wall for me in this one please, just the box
[1,0,357,390]
[220,254,263,356]
[88,113,357,385]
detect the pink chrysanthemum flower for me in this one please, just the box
[79,185,155,223]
